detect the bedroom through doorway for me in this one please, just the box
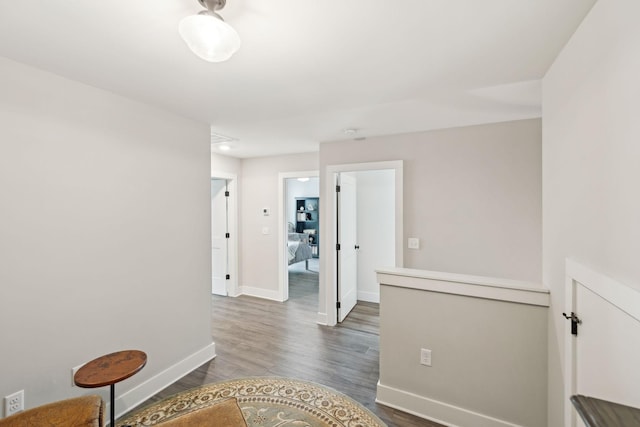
[279,173,319,306]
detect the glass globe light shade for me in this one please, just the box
[179,11,241,62]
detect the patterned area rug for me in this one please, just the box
[118,377,387,427]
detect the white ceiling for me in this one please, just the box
[0,1,595,158]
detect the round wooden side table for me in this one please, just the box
[74,350,147,427]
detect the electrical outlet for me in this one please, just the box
[420,348,432,367]
[4,390,24,417]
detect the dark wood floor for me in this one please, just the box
[128,262,443,426]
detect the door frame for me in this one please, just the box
[211,177,229,296]
[278,170,319,302]
[322,160,404,326]
[211,171,239,297]
[564,259,640,426]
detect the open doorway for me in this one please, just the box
[324,161,403,325]
[278,171,319,303]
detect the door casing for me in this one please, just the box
[322,160,404,326]
[211,171,239,297]
[211,178,229,295]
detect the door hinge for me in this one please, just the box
[336,185,341,192]
[336,301,341,309]
[225,232,230,238]
[225,274,230,280]
[336,243,341,250]
[225,191,230,197]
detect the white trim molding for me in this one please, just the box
[323,160,403,326]
[566,259,640,322]
[563,258,640,427]
[376,382,524,427]
[240,285,283,302]
[211,171,239,297]
[114,343,216,421]
[377,267,549,307]
[316,312,328,326]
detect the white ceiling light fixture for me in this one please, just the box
[179,0,241,63]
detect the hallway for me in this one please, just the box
[139,286,441,426]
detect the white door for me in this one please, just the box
[572,285,640,427]
[211,179,228,296]
[565,261,640,427]
[355,170,395,303]
[337,172,358,322]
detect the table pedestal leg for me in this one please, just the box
[110,383,115,427]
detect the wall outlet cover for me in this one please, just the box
[408,237,420,249]
[4,390,24,417]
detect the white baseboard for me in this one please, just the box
[112,343,216,422]
[357,291,380,303]
[316,312,328,325]
[376,382,522,427]
[240,286,283,302]
[228,286,242,297]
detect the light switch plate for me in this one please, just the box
[420,348,432,366]
[408,237,420,249]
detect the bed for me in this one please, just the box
[288,232,314,268]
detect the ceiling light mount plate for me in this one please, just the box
[198,0,226,11]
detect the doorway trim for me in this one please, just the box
[322,160,404,326]
[278,170,320,302]
[564,258,640,427]
[211,171,239,297]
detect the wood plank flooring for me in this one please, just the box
[128,263,443,427]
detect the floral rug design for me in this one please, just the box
[118,377,387,427]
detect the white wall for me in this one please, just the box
[319,119,542,317]
[239,153,318,298]
[542,0,640,425]
[356,170,395,303]
[212,152,241,176]
[0,57,213,414]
